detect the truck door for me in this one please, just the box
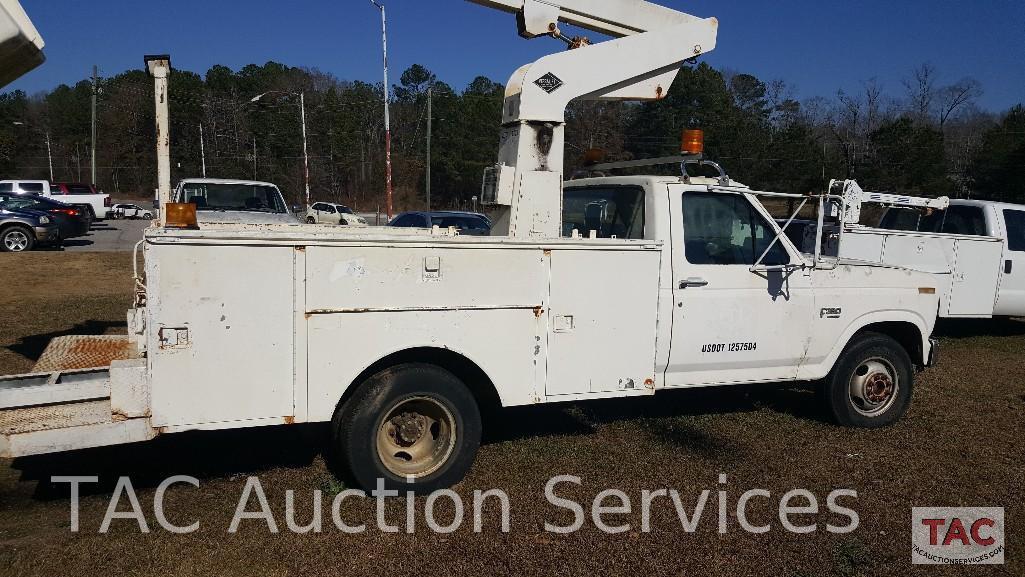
[995,208,1025,315]
[665,188,814,386]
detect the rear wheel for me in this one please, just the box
[332,363,482,493]
[1,226,35,253]
[822,332,913,428]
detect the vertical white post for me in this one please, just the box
[145,56,172,227]
[300,91,310,208]
[426,86,432,211]
[199,123,206,178]
[45,131,53,182]
[91,65,98,185]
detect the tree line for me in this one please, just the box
[0,60,1021,209]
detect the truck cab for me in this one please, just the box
[173,178,296,225]
[565,175,939,388]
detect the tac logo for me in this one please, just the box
[912,507,1005,564]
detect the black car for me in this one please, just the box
[388,211,492,235]
[0,193,91,239]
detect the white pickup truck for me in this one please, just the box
[0,180,111,220]
[172,178,297,225]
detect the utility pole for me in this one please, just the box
[91,65,97,185]
[369,0,393,218]
[426,86,432,211]
[199,124,207,177]
[252,137,257,180]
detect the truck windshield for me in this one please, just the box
[179,183,287,213]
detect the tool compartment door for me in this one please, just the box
[946,237,1002,317]
[147,244,296,427]
[545,247,660,396]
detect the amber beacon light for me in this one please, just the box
[681,129,705,156]
[163,203,199,229]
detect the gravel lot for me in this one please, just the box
[0,252,1022,577]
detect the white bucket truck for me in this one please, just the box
[0,1,940,493]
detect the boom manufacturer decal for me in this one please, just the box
[534,72,564,93]
[701,342,758,353]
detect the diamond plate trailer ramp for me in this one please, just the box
[0,360,156,458]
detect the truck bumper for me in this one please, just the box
[926,337,939,367]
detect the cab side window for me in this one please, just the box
[1004,210,1025,252]
[563,186,645,239]
[942,206,987,236]
[683,192,789,266]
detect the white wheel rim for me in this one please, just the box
[848,357,899,417]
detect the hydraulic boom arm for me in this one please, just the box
[831,180,950,225]
[467,0,718,238]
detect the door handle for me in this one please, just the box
[679,277,709,289]
[1006,260,1013,275]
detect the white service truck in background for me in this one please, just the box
[874,199,1025,317]
[0,180,112,220]
[799,180,1025,319]
[0,0,941,493]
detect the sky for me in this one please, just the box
[7,0,1025,112]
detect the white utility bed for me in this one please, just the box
[839,225,1003,318]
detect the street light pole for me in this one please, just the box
[250,90,310,206]
[299,91,310,207]
[369,0,393,218]
[199,123,207,178]
[13,121,54,182]
[44,131,53,182]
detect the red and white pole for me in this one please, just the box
[371,0,394,219]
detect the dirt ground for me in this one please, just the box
[0,252,1021,577]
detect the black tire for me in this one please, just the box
[1,225,35,253]
[332,363,482,494]
[143,212,153,219]
[306,217,316,224]
[822,332,913,428]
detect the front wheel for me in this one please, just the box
[821,332,913,428]
[1,226,35,252]
[306,217,316,224]
[332,363,482,493]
